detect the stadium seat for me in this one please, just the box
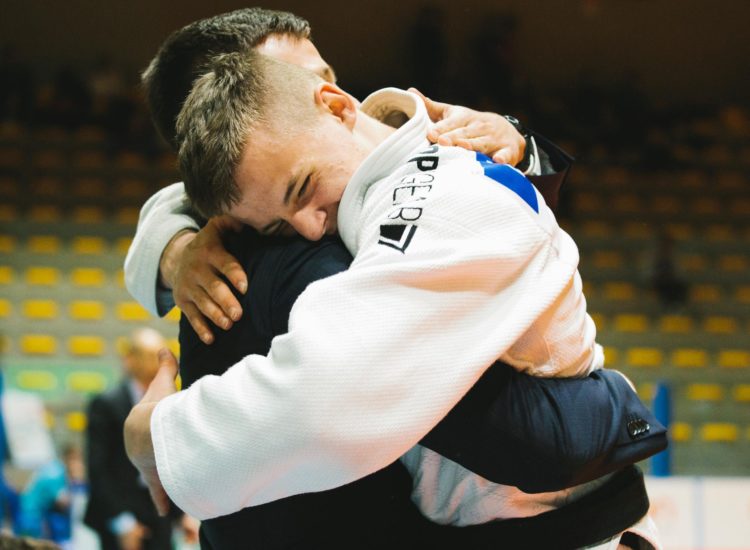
[612,194,642,214]
[20,334,58,355]
[735,285,750,304]
[70,267,106,287]
[68,336,106,356]
[72,150,106,170]
[116,301,151,321]
[614,314,648,332]
[115,237,132,256]
[31,149,66,170]
[686,384,724,401]
[651,195,682,215]
[579,221,613,239]
[0,235,15,253]
[25,267,60,286]
[0,266,14,284]
[164,307,181,323]
[30,177,63,199]
[671,348,708,368]
[167,338,180,358]
[700,423,739,442]
[574,192,603,213]
[603,346,619,365]
[718,254,748,272]
[22,300,59,320]
[690,284,721,303]
[691,198,722,217]
[0,204,18,222]
[733,385,750,403]
[115,269,126,288]
[592,250,625,270]
[28,205,62,223]
[621,221,652,240]
[677,253,708,273]
[69,300,105,321]
[16,370,58,391]
[626,347,663,368]
[671,422,692,442]
[0,299,11,318]
[659,315,694,333]
[729,198,750,217]
[115,178,149,200]
[703,316,738,334]
[704,224,734,241]
[27,235,61,254]
[603,282,636,301]
[717,350,750,369]
[72,206,106,223]
[65,411,88,432]
[71,236,106,255]
[0,146,23,169]
[116,207,140,224]
[67,372,106,393]
[72,177,106,199]
[665,223,693,240]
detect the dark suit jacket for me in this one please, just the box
[83,382,175,550]
[179,231,664,549]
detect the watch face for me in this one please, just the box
[504,115,521,126]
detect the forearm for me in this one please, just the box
[124,182,201,316]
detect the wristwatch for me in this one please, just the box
[503,114,532,172]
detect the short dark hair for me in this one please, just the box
[142,7,311,149]
[176,51,319,219]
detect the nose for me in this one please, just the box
[290,207,327,241]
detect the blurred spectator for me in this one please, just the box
[407,5,446,99]
[0,43,34,124]
[649,228,688,310]
[83,328,198,550]
[15,445,85,548]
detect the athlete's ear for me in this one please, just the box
[314,82,357,130]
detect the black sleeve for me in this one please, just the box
[526,129,574,212]
[420,364,667,493]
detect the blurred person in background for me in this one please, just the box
[83,328,198,550]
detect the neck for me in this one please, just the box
[352,112,397,157]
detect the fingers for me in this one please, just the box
[408,86,450,124]
[179,301,214,345]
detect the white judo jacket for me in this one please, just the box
[148,88,603,520]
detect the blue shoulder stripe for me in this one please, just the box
[475,152,538,213]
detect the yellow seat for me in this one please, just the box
[603,346,619,365]
[165,307,182,323]
[0,299,11,318]
[700,423,738,442]
[66,411,88,432]
[686,383,723,401]
[68,336,106,356]
[116,207,140,224]
[70,267,106,287]
[704,224,734,241]
[730,198,750,216]
[116,302,151,321]
[0,235,15,253]
[32,149,66,169]
[0,204,17,222]
[691,198,722,217]
[621,222,651,240]
[115,269,126,288]
[613,314,648,332]
[612,194,642,214]
[579,221,613,239]
[575,193,603,213]
[665,223,692,240]
[28,205,62,223]
[30,176,64,197]
[603,282,636,301]
[167,338,180,358]
[20,334,58,355]
[72,236,106,255]
[671,348,708,368]
[0,147,22,168]
[718,254,748,272]
[690,284,721,303]
[72,177,106,198]
[651,195,681,215]
[16,370,57,391]
[703,316,738,334]
[718,350,750,369]
[677,253,708,272]
[116,237,133,256]
[72,206,105,223]
[72,150,106,169]
[592,251,624,269]
[22,300,59,320]
[671,422,692,442]
[735,285,750,304]
[67,372,107,393]
[0,266,14,284]
[659,315,694,333]
[626,347,662,368]
[27,235,61,254]
[116,178,149,199]
[733,385,750,402]
[69,301,106,321]
[25,267,60,286]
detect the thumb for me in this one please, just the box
[407,87,447,123]
[141,349,179,403]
